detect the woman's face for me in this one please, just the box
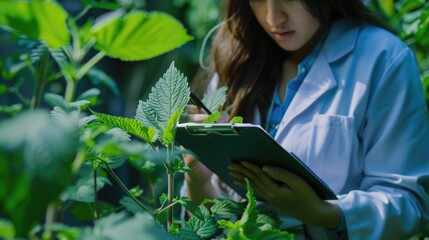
[249,0,321,54]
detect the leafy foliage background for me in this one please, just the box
[0,0,427,239]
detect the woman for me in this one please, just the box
[183,0,429,239]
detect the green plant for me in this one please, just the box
[368,0,429,103]
[0,1,299,239]
[0,110,79,237]
[0,0,193,112]
[0,60,294,239]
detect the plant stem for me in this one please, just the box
[64,51,105,102]
[166,142,175,230]
[74,5,91,23]
[64,78,76,103]
[93,166,99,219]
[167,173,174,229]
[76,51,106,80]
[30,51,49,110]
[104,162,154,214]
[42,202,56,240]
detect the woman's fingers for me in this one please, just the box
[185,104,209,122]
[229,162,281,196]
[262,166,303,189]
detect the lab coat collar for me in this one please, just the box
[323,19,360,63]
[275,20,360,137]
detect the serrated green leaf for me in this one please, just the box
[92,110,157,144]
[241,178,257,225]
[256,212,281,229]
[169,223,180,234]
[185,206,217,238]
[170,156,191,174]
[159,193,168,206]
[176,197,204,220]
[0,1,69,48]
[210,199,245,218]
[92,11,193,61]
[163,108,183,145]
[135,100,162,131]
[135,62,190,143]
[202,86,227,113]
[146,62,190,125]
[203,111,221,123]
[230,116,243,124]
[173,227,200,240]
[217,219,236,230]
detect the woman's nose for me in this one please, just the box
[266,0,287,27]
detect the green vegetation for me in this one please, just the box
[0,0,427,239]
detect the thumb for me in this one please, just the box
[217,111,230,123]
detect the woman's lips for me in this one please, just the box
[272,30,295,41]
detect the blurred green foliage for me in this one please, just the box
[367,0,429,101]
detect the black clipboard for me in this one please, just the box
[176,123,336,200]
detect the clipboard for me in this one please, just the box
[176,123,336,200]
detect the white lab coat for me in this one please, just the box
[249,20,429,239]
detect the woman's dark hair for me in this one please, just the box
[205,0,388,123]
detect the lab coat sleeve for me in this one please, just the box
[337,47,429,239]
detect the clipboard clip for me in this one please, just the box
[184,124,239,136]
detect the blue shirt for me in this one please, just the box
[266,38,325,137]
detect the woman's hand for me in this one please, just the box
[184,104,230,123]
[228,162,341,229]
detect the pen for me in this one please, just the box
[189,92,212,115]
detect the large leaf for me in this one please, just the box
[210,199,245,218]
[0,1,69,48]
[0,110,78,237]
[80,212,171,240]
[202,86,227,113]
[135,100,162,131]
[185,206,217,239]
[145,62,190,124]
[60,165,111,203]
[135,62,190,143]
[92,10,193,61]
